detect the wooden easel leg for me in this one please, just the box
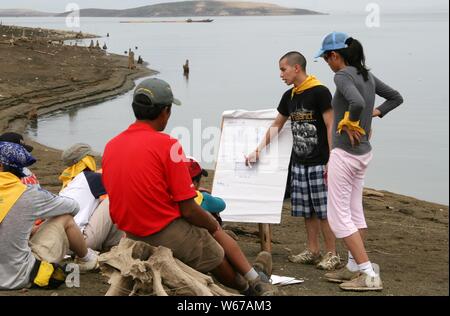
[258,223,272,253]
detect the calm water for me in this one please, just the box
[3,13,448,204]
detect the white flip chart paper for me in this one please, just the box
[212,109,293,224]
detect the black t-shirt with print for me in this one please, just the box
[277,85,332,166]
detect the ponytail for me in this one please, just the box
[336,37,370,81]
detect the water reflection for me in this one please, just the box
[68,107,78,122]
[28,117,38,137]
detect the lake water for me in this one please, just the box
[2,13,448,205]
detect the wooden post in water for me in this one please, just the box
[258,223,272,252]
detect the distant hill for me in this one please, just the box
[0,9,55,17]
[56,1,323,17]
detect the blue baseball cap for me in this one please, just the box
[315,32,350,59]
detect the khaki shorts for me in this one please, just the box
[127,218,224,273]
[29,218,69,263]
[83,198,125,251]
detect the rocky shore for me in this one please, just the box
[0,25,448,297]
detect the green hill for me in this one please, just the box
[58,1,323,17]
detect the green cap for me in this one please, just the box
[133,78,181,107]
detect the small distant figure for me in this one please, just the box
[21,29,27,40]
[135,46,138,50]
[76,31,83,39]
[95,40,100,49]
[107,32,110,37]
[103,43,107,50]
[128,49,136,70]
[89,40,94,48]
[183,59,190,76]
[137,55,143,64]
[124,50,128,54]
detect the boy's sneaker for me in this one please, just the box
[324,267,360,283]
[288,249,322,265]
[243,276,278,296]
[75,249,99,273]
[339,273,383,291]
[316,252,341,270]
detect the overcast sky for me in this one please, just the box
[0,0,448,14]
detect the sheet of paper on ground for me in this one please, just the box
[270,275,304,286]
[212,109,292,224]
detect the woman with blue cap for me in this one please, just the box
[316,32,404,291]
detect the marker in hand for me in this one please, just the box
[244,153,252,168]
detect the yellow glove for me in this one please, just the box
[337,111,366,135]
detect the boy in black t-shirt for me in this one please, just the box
[246,51,340,271]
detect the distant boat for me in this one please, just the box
[186,18,214,23]
[119,19,213,24]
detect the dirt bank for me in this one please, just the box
[0,25,448,297]
[0,24,154,133]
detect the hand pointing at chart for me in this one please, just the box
[245,149,259,167]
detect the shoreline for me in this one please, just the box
[0,24,155,135]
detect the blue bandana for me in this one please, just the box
[0,141,36,169]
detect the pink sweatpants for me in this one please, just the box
[327,148,373,239]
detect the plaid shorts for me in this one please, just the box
[291,163,328,219]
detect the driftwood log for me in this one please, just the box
[363,188,385,198]
[99,238,237,296]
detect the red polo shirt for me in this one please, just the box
[102,122,196,237]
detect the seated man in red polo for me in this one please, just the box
[102,78,276,296]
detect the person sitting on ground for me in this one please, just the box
[0,132,45,232]
[102,78,277,296]
[59,143,124,252]
[186,156,225,226]
[185,156,271,285]
[0,142,98,290]
[0,132,39,187]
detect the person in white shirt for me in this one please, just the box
[59,143,124,252]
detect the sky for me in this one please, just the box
[0,0,448,14]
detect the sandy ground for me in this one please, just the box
[0,25,448,297]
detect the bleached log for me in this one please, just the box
[99,238,238,296]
